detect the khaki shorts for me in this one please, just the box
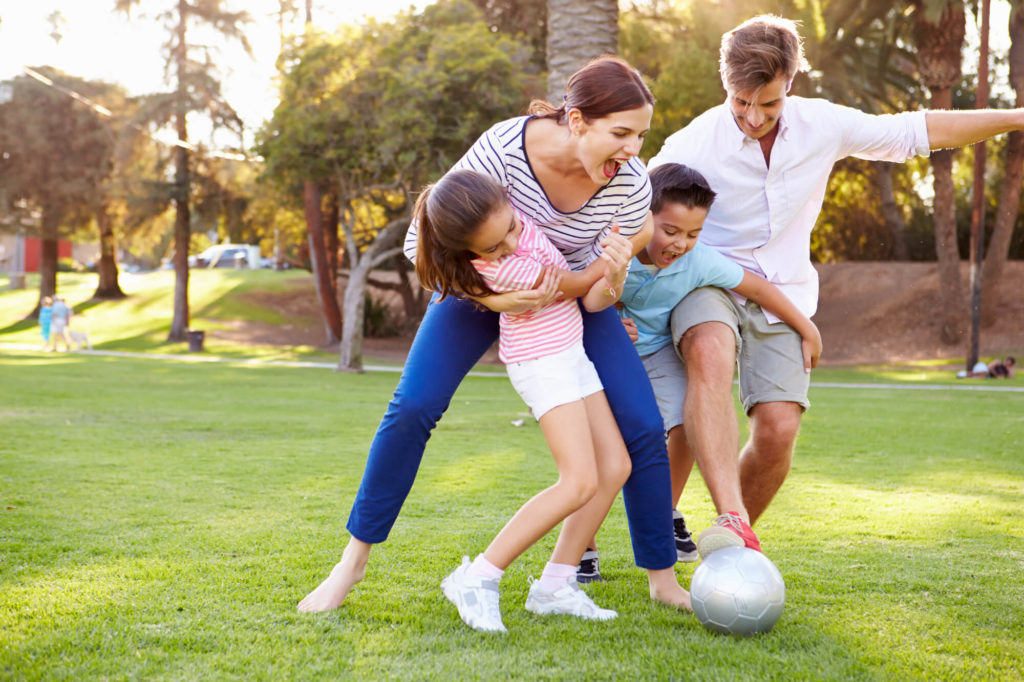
[639,343,687,435]
[670,287,810,414]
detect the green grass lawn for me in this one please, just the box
[2,348,1022,680]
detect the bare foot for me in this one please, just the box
[647,567,692,611]
[297,538,371,612]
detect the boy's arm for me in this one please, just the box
[731,272,823,371]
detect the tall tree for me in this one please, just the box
[258,0,535,371]
[115,0,251,342]
[912,0,967,344]
[545,0,618,101]
[0,68,119,310]
[967,0,991,369]
[983,1,1024,326]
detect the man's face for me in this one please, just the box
[727,73,790,140]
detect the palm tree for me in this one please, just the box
[545,0,618,101]
[115,0,251,342]
[912,0,966,345]
[983,3,1024,326]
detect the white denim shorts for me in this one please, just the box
[506,341,603,420]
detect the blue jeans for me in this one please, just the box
[346,294,676,570]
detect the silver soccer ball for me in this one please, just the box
[691,546,785,636]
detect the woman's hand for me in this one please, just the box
[473,265,563,314]
[599,225,632,294]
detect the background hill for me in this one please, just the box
[218,261,1024,367]
[2,261,1021,368]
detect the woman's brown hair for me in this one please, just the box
[415,169,508,301]
[529,55,654,124]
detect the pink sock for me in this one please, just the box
[537,562,576,591]
[467,554,504,580]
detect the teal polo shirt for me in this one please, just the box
[619,241,744,356]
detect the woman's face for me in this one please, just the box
[572,104,653,186]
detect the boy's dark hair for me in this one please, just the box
[649,163,716,213]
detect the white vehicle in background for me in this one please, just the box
[188,244,263,269]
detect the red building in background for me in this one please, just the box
[24,237,72,272]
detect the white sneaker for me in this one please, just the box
[441,557,506,633]
[524,579,617,621]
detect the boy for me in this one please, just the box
[620,163,821,561]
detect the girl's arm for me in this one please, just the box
[469,267,562,314]
[731,271,823,371]
[468,217,649,312]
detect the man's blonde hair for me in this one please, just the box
[720,15,809,94]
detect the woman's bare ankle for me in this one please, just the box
[647,567,692,611]
[297,538,373,613]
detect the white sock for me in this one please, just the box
[467,554,504,580]
[537,561,577,591]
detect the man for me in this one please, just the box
[648,14,1024,555]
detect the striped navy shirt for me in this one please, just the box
[405,116,652,272]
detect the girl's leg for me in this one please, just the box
[581,305,689,608]
[549,391,631,568]
[481,400,597,569]
[298,296,498,612]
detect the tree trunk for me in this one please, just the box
[168,0,191,343]
[982,6,1024,327]
[38,205,60,303]
[930,144,964,344]
[545,0,618,101]
[324,188,341,277]
[93,202,126,299]
[304,180,342,344]
[873,161,908,260]
[338,259,369,373]
[913,1,966,345]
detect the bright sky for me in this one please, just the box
[0,1,435,145]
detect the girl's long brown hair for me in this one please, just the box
[415,169,508,301]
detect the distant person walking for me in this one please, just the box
[38,296,53,350]
[47,297,71,352]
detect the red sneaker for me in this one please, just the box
[696,511,761,558]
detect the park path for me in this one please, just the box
[3,342,1023,393]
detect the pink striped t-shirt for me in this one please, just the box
[473,212,583,364]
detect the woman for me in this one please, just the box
[299,56,689,612]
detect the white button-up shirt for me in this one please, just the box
[649,96,930,322]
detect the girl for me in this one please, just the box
[416,169,632,632]
[299,56,690,614]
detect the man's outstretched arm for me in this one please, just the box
[927,109,1024,150]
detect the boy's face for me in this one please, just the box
[641,201,708,269]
